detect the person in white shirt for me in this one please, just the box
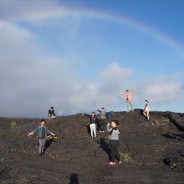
[143,100,150,121]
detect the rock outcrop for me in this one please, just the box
[0,109,184,184]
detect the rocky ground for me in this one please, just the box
[0,109,184,184]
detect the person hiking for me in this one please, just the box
[48,107,56,120]
[120,89,134,112]
[107,120,122,165]
[97,107,106,133]
[143,100,150,121]
[82,112,99,138]
[28,119,55,156]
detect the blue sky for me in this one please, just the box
[0,0,183,117]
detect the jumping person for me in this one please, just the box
[107,120,121,165]
[97,107,106,133]
[82,112,99,138]
[28,119,55,156]
[143,100,150,121]
[120,89,134,112]
[48,107,56,120]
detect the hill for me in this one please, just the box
[0,109,184,184]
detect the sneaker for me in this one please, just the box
[99,131,102,133]
[118,161,122,165]
[109,162,116,165]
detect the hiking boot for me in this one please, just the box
[109,162,116,165]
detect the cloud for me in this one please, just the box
[0,0,61,20]
[99,63,133,81]
[0,21,79,117]
[0,20,123,117]
[0,2,183,117]
[1,23,183,118]
[133,75,184,104]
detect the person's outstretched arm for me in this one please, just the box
[46,127,55,136]
[27,127,37,137]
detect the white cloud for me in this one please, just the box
[0,2,183,117]
[133,75,184,104]
[0,0,61,20]
[0,20,122,117]
[99,63,133,81]
[0,21,78,117]
[1,24,183,118]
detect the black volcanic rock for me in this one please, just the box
[0,110,184,184]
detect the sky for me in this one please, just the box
[0,0,184,118]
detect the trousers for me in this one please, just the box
[90,123,96,137]
[109,140,120,162]
[38,139,46,154]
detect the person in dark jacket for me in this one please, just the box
[28,119,55,156]
[107,119,121,165]
[48,107,56,120]
[82,112,99,138]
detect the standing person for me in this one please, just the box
[48,107,56,120]
[28,119,55,156]
[107,120,122,165]
[121,89,134,112]
[82,112,98,138]
[143,100,150,121]
[97,107,106,133]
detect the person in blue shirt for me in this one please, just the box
[28,119,55,156]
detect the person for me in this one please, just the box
[48,107,56,120]
[107,120,121,165]
[82,112,99,138]
[143,100,150,121]
[28,119,55,156]
[97,107,106,133]
[120,89,134,112]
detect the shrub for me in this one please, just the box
[10,121,17,128]
[119,152,132,163]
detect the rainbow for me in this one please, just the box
[1,6,183,54]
